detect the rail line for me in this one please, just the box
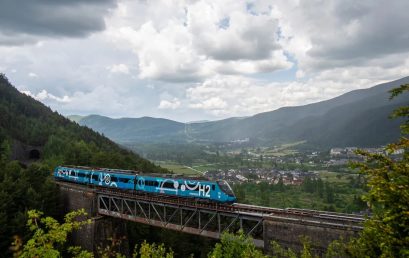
[56,181,364,230]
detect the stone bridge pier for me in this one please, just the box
[58,183,129,255]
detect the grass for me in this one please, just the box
[317,170,357,183]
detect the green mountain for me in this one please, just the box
[187,76,409,147]
[77,115,186,143]
[0,73,165,172]
[75,77,409,148]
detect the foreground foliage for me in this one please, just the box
[325,84,409,258]
[348,84,409,257]
[12,209,91,257]
[208,231,267,258]
[13,210,175,258]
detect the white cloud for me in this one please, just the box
[1,0,409,122]
[187,1,281,61]
[158,98,181,110]
[275,0,409,73]
[117,23,204,82]
[108,0,291,82]
[186,76,275,116]
[21,89,71,103]
[208,51,292,75]
[185,71,397,118]
[108,63,129,74]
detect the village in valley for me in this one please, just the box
[202,146,403,185]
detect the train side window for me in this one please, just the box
[92,175,98,180]
[111,176,117,182]
[119,178,129,183]
[153,181,159,187]
[212,185,215,190]
[78,172,85,177]
[163,182,173,188]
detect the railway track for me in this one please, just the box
[56,181,364,228]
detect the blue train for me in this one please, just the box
[54,166,237,203]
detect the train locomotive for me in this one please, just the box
[54,165,237,203]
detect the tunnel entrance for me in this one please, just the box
[29,149,40,160]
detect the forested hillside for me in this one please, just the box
[0,73,166,255]
[0,73,166,172]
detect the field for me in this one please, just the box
[317,170,357,183]
[154,161,202,175]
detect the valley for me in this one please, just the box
[67,78,409,215]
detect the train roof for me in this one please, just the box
[59,165,208,180]
[140,173,208,180]
[60,165,138,174]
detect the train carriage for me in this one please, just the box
[54,165,236,203]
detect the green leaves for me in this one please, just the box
[389,84,409,134]
[137,241,174,258]
[345,84,409,257]
[17,209,92,258]
[208,231,267,258]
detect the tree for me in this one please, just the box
[137,241,174,258]
[339,84,409,257]
[271,236,317,258]
[266,84,409,257]
[13,209,92,258]
[208,231,267,258]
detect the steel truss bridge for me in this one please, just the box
[57,181,364,249]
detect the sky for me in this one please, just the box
[0,0,408,122]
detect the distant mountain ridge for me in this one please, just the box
[72,77,409,148]
[69,115,186,143]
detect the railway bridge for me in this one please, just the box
[57,181,364,255]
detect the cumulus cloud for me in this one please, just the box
[110,0,290,82]
[22,89,71,103]
[186,76,274,116]
[158,98,181,110]
[187,1,281,61]
[0,0,117,45]
[108,64,129,74]
[117,23,204,82]
[20,84,147,118]
[185,72,395,117]
[275,0,409,72]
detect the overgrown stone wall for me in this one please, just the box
[263,216,359,255]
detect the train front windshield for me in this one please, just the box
[218,180,235,196]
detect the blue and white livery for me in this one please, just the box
[54,166,236,203]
